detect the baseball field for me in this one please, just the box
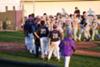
[0,31,100,67]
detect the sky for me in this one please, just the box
[0,0,21,12]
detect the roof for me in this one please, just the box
[21,0,99,2]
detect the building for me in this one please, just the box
[0,0,100,31]
[21,0,100,16]
[0,0,23,31]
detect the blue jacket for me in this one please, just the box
[24,19,37,36]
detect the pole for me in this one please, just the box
[33,0,35,13]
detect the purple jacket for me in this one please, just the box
[60,37,76,56]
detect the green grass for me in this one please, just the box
[82,47,100,52]
[0,31,24,43]
[0,51,100,67]
[0,31,99,43]
[0,31,100,67]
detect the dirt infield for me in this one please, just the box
[0,42,25,51]
[76,41,100,57]
[0,41,100,57]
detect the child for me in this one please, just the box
[60,32,76,67]
[48,24,62,61]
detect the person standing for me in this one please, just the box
[84,12,91,41]
[60,32,76,67]
[24,14,37,54]
[35,20,49,59]
[78,11,87,41]
[65,15,73,34]
[48,24,62,61]
[34,17,41,57]
[72,14,79,41]
[91,15,99,40]
[74,7,80,18]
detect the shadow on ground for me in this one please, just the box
[0,59,58,67]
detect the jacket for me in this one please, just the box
[60,37,76,56]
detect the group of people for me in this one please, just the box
[23,7,100,67]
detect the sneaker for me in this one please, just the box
[29,50,33,54]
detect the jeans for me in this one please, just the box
[78,27,84,41]
[25,33,36,54]
[40,37,49,58]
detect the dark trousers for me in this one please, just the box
[35,38,40,57]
